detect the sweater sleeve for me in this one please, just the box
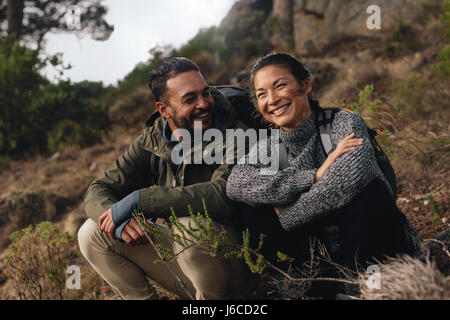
[226,138,317,206]
[278,110,385,231]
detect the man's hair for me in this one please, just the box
[147,57,200,102]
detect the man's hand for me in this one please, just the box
[99,208,116,239]
[121,218,151,246]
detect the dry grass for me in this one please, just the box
[358,255,450,300]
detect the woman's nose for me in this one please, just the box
[267,90,280,105]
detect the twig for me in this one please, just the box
[133,212,194,300]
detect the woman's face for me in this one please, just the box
[253,65,312,131]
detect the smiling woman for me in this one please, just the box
[42,0,238,85]
[226,53,422,298]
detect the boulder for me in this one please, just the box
[292,0,441,54]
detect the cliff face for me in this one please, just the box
[220,0,273,27]
[292,0,438,54]
[223,0,442,54]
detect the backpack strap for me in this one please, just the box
[278,142,289,170]
[149,152,162,185]
[317,108,335,155]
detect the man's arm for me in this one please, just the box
[83,136,153,224]
[139,162,237,221]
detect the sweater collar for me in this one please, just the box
[279,108,317,147]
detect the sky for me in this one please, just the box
[42,0,237,86]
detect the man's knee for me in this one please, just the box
[77,218,99,261]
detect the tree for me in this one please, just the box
[0,0,113,45]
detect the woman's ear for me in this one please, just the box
[305,79,312,94]
[303,79,312,95]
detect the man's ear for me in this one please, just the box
[155,101,171,119]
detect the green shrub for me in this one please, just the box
[3,222,79,300]
[384,20,421,58]
[0,37,45,155]
[391,72,448,120]
[47,119,102,153]
[434,44,450,77]
[0,38,109,157]
[442,0,450,39]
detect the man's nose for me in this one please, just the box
[196,96,210,109]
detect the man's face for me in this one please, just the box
[161,70,215,133]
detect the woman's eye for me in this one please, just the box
[257,93,266,99]
[276,83,286,89]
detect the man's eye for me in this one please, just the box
[202,90,211,97]
[184,97,195,104]
[276,83,286,89]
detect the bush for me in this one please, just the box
[392,72,449,120]
[384,20,421,58]
[442,0,450,39]
[3,222,80,300]
[434,44,450,78]
[0,37,46,155]
[0,38,109,157]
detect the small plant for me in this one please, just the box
[350,84,383,126]
[3,222,79,300]
[426,193,443,223]
[133,201,358,300]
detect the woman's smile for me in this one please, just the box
[253,65,312,131]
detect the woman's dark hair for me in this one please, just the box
[147,57,199,102]
[250,52,319,109]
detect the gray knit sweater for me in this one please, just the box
[226,108,393,231]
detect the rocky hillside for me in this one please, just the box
[0,0,448,299]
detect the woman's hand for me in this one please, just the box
[273,205,280,216]
[315,133,363,182]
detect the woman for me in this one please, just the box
[226,53,422,273]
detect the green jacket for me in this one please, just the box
[83,87,246,226]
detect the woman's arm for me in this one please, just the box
[277,110,386,231]
[226,131,362,206]
[226,136,318,206]
[226,162,317,206]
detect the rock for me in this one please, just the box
[292,0,442,54]
[273,0,293,20]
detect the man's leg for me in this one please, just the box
[173,217,250,300]
[78,219,195,300]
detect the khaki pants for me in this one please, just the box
[78,217,249,300]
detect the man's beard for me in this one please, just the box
[171,104,213,132]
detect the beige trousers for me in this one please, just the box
[78,217,249,300]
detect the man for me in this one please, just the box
[78,57,250,300]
